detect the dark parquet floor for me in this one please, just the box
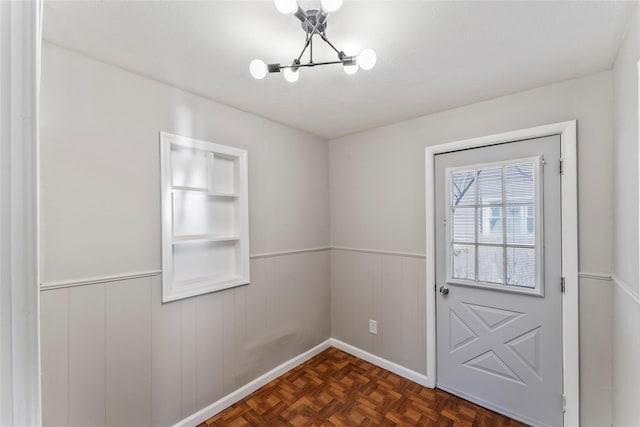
[199,347,528,427]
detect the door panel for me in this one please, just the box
[435,136,562,427]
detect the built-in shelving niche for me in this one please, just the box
[160,132,249,303]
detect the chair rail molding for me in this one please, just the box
[39,247,332,291]
[40,270,162,291]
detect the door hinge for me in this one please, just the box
[561,276,565,293]
[562,394,567,413]
[559,158,564,175]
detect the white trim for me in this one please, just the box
[330,339,431,387]
[37,258,610,292]
[251,246,331,259]
[425,120,580,426]
[330,246,426,259]
[612,274,640,305]
[333,246,609,288]
[39,248,335,291]
[0,1,43,424]
[172,339,332,427]
[559,121,580,427]
[637,60,640,299]
[578,272,612,281]
[40,270,162,291]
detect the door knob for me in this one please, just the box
[439,286,449,295]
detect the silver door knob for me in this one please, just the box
[439,286,449,295]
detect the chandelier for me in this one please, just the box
[249,0,376,82]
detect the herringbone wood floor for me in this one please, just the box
[199,347,528,427]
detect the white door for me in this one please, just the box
[435,135,563,427]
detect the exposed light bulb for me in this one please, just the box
[249,59,267,79]
[343,62,358,75]
[357,48,376,71]
[320,0,343,12]
[274,0,298,14]
[283,67,300,83]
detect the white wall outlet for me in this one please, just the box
[369,319,378,335]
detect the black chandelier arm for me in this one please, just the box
[295,19,322,64]
[296,14,327,63]
[295,37,312,64]
[268,61,344,73]
[317,32,342,57]
[279,60,343,69]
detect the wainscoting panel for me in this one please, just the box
[381,255,403,363]
[106,278,153,426]
[579,276,613,426]
[40,250,331,427]
[180,296,198,419]
[41,288,69,427]
[195,291,225,410]
[331,250,376,353]
[151,277,182,426]
[612,276,640,426]
[69,283,106,426]
[331,249,427,375]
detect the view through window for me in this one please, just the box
[447,158,541,292]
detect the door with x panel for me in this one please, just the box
[435,135,563,427]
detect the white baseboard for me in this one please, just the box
[329,338,434,388]
[173,338,434,426]
[172,339,332,427]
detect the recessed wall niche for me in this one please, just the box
[160,132,249,303]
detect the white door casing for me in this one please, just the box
[425,121,579,426]
[0,1,43,425]
[435,136,562,426]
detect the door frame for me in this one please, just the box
[425,121,579,426]
[0,1,43,425]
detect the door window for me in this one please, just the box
[446,157,543,295]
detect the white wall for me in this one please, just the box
[329,71,614,425]
[39,43,331,426]
[612,3,640,425]
[40,45,329,284]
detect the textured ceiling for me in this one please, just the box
[43,0,635,139]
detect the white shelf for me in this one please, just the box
[172,185,208,192]
[174,275,244,289]
[172,234,240,244]
[161,132,250,303]
[172,187,239,198]
[210,192,239,198]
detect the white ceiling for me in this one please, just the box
[43,0,635,139]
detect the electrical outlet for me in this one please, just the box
[369,319,377,335]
